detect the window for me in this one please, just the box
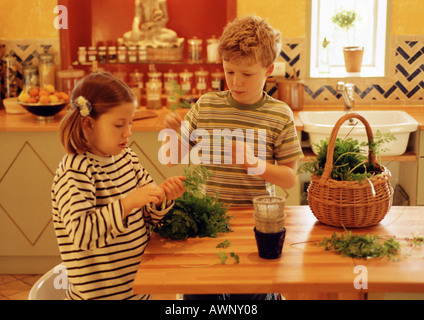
[309,0,389,78]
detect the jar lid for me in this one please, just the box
[98,46,107,50]
[164,69,178,77]
[78,46,86,50]
[188,37,202,45]
[195,70,209,76]
[57,68,85,78]
[179,69,193,77]
[39,53,54,63]
[148,71,162,78]
[108,46,117,50]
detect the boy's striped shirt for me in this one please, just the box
[179,91,303,206]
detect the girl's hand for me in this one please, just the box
[121,184,165,218]
[159,176,186,200]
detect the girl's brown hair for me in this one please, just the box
[218,15,282,68]
[59,72,137,154]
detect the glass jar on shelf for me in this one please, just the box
[108,46,117,63]
[2,55,19,98]
[128,46,138,63]
[164,69,179,107]
[118,46,127,63]
[87,46,97,62]
[188,37,203,62]
[195,69,209,95]
[211,69,225,91]
[77,46,87,64]
[129,70,144,106]
[98,46,107,63]
[206,36,219,62]
[57,67,84,96]
[179,69,193,94]
[22,63,39,92]
[38,53,55,89]
[145,80,162,109]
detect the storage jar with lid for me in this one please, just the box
[129,70,144,105]
[108,46,117,63]
[146,80,162,109]
[211,70,225,91]
[195,69,209,94]
[57,67,84,96]
[87,46,97,62]
[77,46,87,64]
[206,36,219,62]
[188,37,202,61]
[22,64,39,91]
[98,46,107,63]
[128,46,138,63]
[38,53,56,89]
[118,46,127,63]
[2,55,19,98]
[179,69,193,93]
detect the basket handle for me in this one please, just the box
[319,112,378,185]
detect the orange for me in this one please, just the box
[29,88,39,97]
[39,95,51,104]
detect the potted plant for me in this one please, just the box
[331,9,364,72]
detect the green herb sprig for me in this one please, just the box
[318,230,401,260]
[154,166,232,240]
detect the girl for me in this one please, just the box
[52,72,185,300]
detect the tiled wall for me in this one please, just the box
[269,35,424,106]
[0,39,60,100]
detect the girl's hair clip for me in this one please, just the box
[72,96,92,117]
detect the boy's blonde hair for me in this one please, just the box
[218,15,282,67]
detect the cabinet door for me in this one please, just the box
[418,158,424,206]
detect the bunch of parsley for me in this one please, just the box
[298,131,395,182]
[154,166,232,240]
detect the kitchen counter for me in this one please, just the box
[133,205,424,299]
[1,104,424,132]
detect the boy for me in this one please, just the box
[163,15,303,207]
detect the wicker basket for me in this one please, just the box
[307,113,394,228]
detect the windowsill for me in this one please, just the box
[309,66,385,79]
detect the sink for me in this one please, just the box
[298,110,419,156]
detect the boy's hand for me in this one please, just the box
[164,111,183,132]
[159,176,186,201]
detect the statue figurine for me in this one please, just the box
[123,0,182,47]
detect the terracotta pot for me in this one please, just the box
[343,46,364,72]
[277,80,304,111]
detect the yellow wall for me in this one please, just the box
[237,0,307,38]
[237,0,424,37]
[0,0,423,40]
[0,0,58,39]
[391,0,424,35]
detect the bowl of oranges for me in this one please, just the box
[18,85,70,120]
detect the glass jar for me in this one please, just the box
[179,69,193,93]
[118,46,127,63]
[129,70,144,105]
[206,36,219,62]
[77,46,87,64]
[211,70,225,91]
[195,69,209,95]
[2,55,19,98]
[128,46,138,63]
[108,46,117,63]
[138,46,147,62]
[98,46,107,63]
[87,46,97,62]
[145,80,162,109]
[38,53,56,89]
[57,67,84,96]
[188,37,202,61]
[147,71,162,83]
[22,64,39,91]
[164,69,178,94]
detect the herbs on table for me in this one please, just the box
[318,231,401,260]
[154,166,232,240]
[298,130,396,183]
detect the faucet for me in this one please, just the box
[336,81,355,113]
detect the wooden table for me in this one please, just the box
[133,206,424,299]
